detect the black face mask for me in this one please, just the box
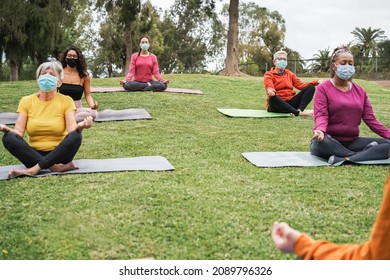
[65,58,78,68]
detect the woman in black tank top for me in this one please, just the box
[58,46,98,122]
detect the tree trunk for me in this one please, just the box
[124,29,133,75]
[223,0,246,76]
[108,63,113,78]
[9,48,19,81]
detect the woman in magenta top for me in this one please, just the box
[310,46,390,165]
[120,36,169,92]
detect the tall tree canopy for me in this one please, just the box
[0,0,78,80]
[221,1,286,75]
[158,0,223,73]
[97,0,141,73]
[309,47,331,74]
[96,0,161,77]
[377,40,390,72]
[351,27,386,58]
[0,0,90,80]
[1,1,388,80]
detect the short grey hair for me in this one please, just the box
[36,61,64,80]
[273,50,288,60]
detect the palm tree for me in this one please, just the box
[283,47,305,74]
[351,27,386,58]
[309,48,331,74]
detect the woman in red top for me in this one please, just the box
[120,36,169,92]
[263,50,319,116]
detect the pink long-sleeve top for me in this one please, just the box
[314,80,390,142]
[125,53,165,83]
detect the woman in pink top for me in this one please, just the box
[120,36,169,92]
[310,46,390,165]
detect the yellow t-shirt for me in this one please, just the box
[17,93,76,151]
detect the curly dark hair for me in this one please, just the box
[329,45,353,78]
[58,46,88,78]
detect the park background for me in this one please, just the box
[1,0,390,80]
[1,0,389,260]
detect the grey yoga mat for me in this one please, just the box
[217,108,291,118]
[0,112,18,125]
[242,152,390,167]
[0,156,174,180]
[95,109,152,122]
[0,109,152,124]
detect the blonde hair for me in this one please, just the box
[36,61,64,80]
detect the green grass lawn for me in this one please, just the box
[0,74,389,260]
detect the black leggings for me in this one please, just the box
[2,130,82,169]
[310,134,390,162]
[123,81,167,92]
[268,85,315,116]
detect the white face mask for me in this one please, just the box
[276,59,287,69]
[335,64,355,80]
[37,73,58,92]
[140,43,149,50]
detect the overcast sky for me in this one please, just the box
[149,0,390,59]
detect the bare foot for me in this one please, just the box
[8,168,34,179]
[298,110,314,117]
[50,162,79,172]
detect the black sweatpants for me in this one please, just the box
[268,85,315,116]
[310,134,390,162]
[2,130,82,169]
[123,81,167,92]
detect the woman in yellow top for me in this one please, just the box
[272,171,390,259]
[0,61,93,179]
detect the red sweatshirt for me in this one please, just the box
[125,53,165,83]
[263,68,319,108]
[295,173,390,260]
